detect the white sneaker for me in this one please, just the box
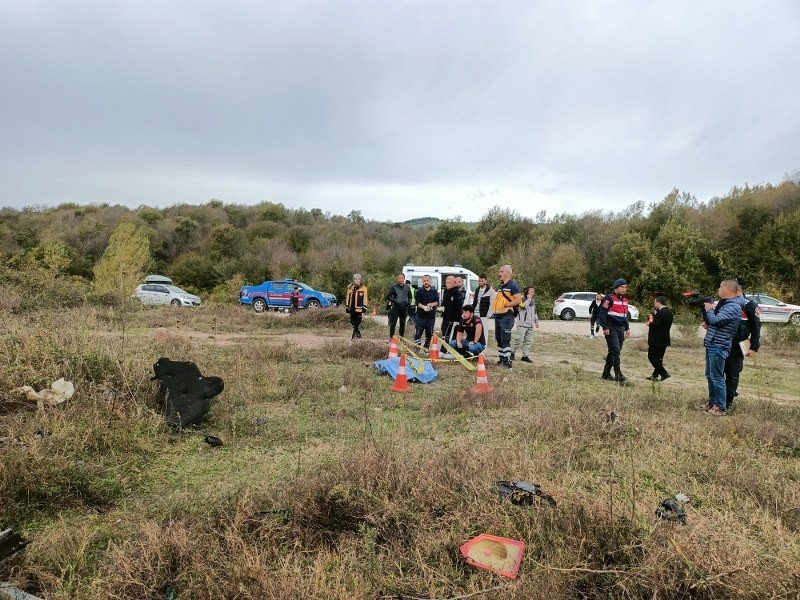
[441,352,455,360]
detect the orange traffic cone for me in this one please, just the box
[473,355,493,393]
[388,336,399,359]
[371,306,377,316]
[429,335,440,360]
[392,355,411,392]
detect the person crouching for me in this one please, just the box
[450,305,486,357]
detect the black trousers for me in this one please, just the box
[590,316,599,334]
[648,344,669,378]
[603,325,626,372]
[441,319,457,341]
[388,308,407,338]
[414,317,435,348]
[724,344,744,408]
[349,313,363,340]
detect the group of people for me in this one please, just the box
[345,269,761,415]
[344,265,539,369]
[597,277,760,417]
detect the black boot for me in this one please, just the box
[601,367,613,381]
[614,367,626,383]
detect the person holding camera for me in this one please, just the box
[597,278,632,383]
[646,295,673,381]
[701,279,746,416]
[725,278,761,412]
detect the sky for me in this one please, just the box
[1,0,799,221]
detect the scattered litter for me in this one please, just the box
[203,435,224,448]
[502,377,509,383]
[674,492,690,504]
[33,430,48,439]
[253,416,266,426]
[0,528,29,563]
[253,508,290,524]
[0,583,43,600]
[338,386,348,394]
[374,356,437,383]
[495,481,557,508]
[152,358,224,429]
[11,378,74,409]
[655,497,687,525]
[460,534,525,579]
[0,437,24,449]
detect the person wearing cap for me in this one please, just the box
[450,304,486,357]
[725,277,761,412]
[597,278,632,382]
[646,295,673,381]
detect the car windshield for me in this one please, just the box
[166,286,189,295]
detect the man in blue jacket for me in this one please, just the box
[414,275,439,349]
[702,279,746,416]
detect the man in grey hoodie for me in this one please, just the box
[512,286,540,363]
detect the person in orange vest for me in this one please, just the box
[345,274,369,341]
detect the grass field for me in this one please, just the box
[1,305,799,599]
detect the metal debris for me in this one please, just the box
[495,481,557,508]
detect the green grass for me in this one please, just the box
[1,304,799,598]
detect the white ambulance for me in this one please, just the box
[402,264,481,304]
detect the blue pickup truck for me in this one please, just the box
[239,279,337,312]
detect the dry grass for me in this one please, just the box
[1,306,799,599]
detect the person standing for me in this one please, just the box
[646,295,673,381]
[492,265,522,369]
[441,275,465,341]
[385,273,411,339]
[345,274,368,341]
[589,293,603,337]
[725,278,761,412]
[597,279,632,383]
[474,274,496,318]
[450,304,486,357]
[290,286,301,313]
[512,287,539,363]
[702,279,746,416]
[414,275,439,348]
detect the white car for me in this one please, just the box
[745,293,800,324]
[553,291,639,321]
[133,283,202,307]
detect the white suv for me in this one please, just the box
[553,291,639,321]
[133,283,202,307]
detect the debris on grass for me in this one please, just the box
[152,358,224,429]
[460,534,525,579]
[495,481,557,508]
[655,497,687,525]
[203,435,224,448]
[0,528,29,563]
[11,378,74,409]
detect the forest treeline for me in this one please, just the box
[1,175,799,313]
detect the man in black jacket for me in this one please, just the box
[725,278,761,412]
[441,275,465,341]
[589,293,603,337]
[646,295,673,381]
[414,275,439,349]
[385,273,411,339]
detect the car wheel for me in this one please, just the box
[561,308,575,321]
[789,312,800,325]
[252,298,267,313]
[306,300,320,309]
[170,299,181,307]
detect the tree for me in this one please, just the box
[348,210,365,225]
[92,222,151,300]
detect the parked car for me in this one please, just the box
[744,293,800,324]
[239,279,337,312]
[133,283,202,307]
[553,291,640,321]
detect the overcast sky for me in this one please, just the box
[1,1,798,221]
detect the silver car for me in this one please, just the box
[553,291,639,321]
[133,283,202,307]
[745,293,800,324]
